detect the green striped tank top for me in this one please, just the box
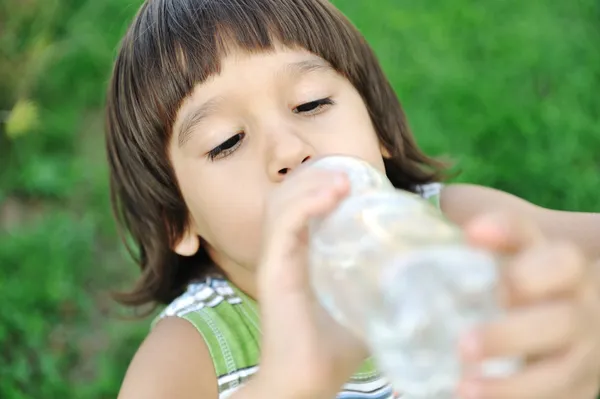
[155,183,443,399]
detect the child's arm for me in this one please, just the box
[440,184,600,259]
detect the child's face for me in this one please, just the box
[169,44,385,274]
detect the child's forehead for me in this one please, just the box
[216,43,333,75]
[173,47,338,133]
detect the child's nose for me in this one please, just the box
[275,155,312,176]
[266,130,315,182]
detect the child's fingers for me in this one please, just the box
[465,212,544,254]
[460,302,581,361]
[459,354,567,399]
[272,169,348,206]
[459,343,595,399]
[505,242,586,304]
[259,170,349,288]
[265,170,349,235]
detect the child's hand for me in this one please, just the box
[254,167,368,399]
[458,213,600,399]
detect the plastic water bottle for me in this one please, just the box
[306,155,520,398]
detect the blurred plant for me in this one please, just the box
[0,212,148,398]
[0,0,137,200]
[0,0,60,104]
[0,1,148,398]
[4,100,40,139]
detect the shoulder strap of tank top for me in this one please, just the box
[419,183,443,210]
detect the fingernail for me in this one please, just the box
[460,332,482,360]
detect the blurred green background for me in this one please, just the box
[0,0,598,397]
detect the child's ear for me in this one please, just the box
[380,144,392,159]
[174,230,200,256]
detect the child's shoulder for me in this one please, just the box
[155,277,263,396]
[118,311,218,399]
[119,277,256,399]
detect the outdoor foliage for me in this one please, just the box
[1,0,598,397]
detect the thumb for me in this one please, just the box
[464,211,545,254]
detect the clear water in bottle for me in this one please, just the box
[306,155,520,398]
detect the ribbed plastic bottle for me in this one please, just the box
[306,155,519,398]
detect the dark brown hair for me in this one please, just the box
[105,0,448,309]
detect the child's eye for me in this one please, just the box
[207,132,245,161]
[293,97,334,116]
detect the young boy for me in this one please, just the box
[106,0,600,398]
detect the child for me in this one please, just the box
[106,0,600,398]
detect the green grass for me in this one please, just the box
[1,0,599,397]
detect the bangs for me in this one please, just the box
[118,0,362,141]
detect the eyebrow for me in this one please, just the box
[281,58,334,79]
[177,96,223,148]
[176,58,333,148]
